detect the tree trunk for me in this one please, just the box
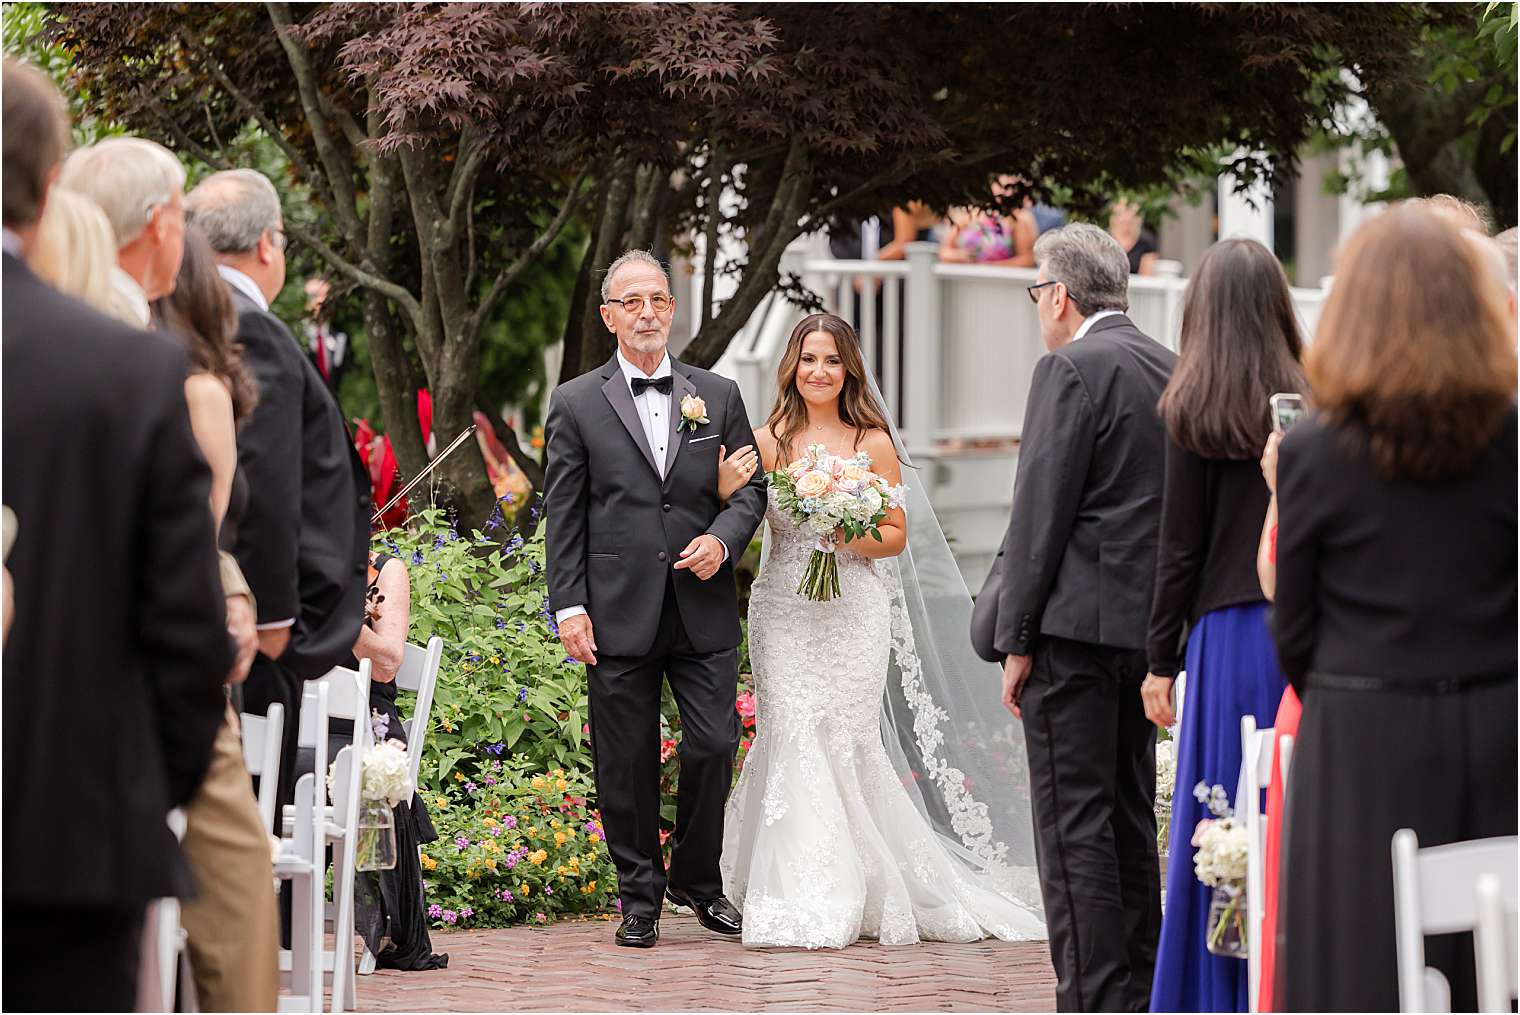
[361,290,430,497]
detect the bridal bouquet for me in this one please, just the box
[1191,781,1249,958]
[768,443,905,601]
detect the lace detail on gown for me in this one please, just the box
[721,491,1045,949]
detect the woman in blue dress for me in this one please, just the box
[1140,238,1306,1012]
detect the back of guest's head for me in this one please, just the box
[26,187,138,322]
[1406,194,1493,235]
[58,137,185,249]
[1033,222,1130,315]
[1310,205,1515,480]
[1159,238,1307,460]
[185,169,282,254]
[2,59,70,230]
[155,227,259,421]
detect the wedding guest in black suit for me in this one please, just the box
[1,59,232,1012]
[186,169,371,818]
[1273,205,1517,1012]
[980,222,1175,1012]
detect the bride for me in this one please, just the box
[716,312,1046,949]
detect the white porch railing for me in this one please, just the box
[715,241,1329,587]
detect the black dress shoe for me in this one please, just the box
[665,887,742,935]
[615,914,659,948]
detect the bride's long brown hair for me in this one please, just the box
[765,313,894,464]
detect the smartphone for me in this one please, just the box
[1270,393,1305,434]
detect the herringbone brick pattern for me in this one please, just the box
[356,913,1057,1011]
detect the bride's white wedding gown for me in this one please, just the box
[720,491,1045,949]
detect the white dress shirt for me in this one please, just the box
[1071,309,1123,342]
[110,268,151,328]
[554,348,727,630]
[217,264,268,312]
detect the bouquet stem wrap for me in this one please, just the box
[799,537,842,601]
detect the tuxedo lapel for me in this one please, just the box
[599,358,661,478]
[662,364,699,486]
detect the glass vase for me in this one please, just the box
[1205,883,1248,959]
[355,800,397,872]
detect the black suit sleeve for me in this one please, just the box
[544,388,590,613]
[995,353,1095,657]
[1271,428,1320,690]
[706,380,767,556]
[1146,436,1207,676]
[138,354,235,806]
[233,316,302,624]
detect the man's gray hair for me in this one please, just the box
[185,169,283,254]
[601,249,671,301]
[1033,222,1131,315]
[58,137,186,249]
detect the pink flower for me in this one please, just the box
[795,470,833,499]
[735,691,756,719]
[1191,818,1216,849]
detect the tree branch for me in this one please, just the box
[700,143,725,326]
[467,171,591,345]
[284,219,424,330]
[265,1,364,245]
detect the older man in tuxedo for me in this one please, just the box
[2,59,233,1011]
[981,223,1175,1012]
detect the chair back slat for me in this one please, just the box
[240,702,284,834]
[317,664,369,722]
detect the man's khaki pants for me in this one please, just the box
[179,705,280,1011]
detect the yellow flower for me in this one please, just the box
[531,776,545,790]
[526,827,538,838]
[588,880,597,891]
[453,772,465,782]
[466,867,481,880]
[530,850,548,866]
[440,718,454,732]
[520,883,530,896]
[552,768,565,777]
[569,857,580,871]
[420,854,438,871]
[554,832,567,847]
[564,828,576,840]
[490,656,501,665]
[550,819,561,830]
[556,865,568,877]
[434,797,449,810]
[485,858,497,870]
[556,779,569,792]
[483,817,497,827]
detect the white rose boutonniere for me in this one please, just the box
[679,393,709,433]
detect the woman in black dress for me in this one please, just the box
[1273,205,1517,1011]
[344,551,448,970]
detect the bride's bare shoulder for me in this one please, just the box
[755,424,780,470]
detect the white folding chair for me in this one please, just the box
[241,701,285,834]
[141,809,196,1012]
[1393,829,1519,1013]
[356,636,443,977]
[1238,714,1275,1013]
[274,679,331,1013]
[1475,872,1519,1013]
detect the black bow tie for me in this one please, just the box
[631,376,673,396]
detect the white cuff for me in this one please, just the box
[714,537,730,563]
[255,617,296,631]
[554,605,588,626]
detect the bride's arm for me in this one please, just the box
[842,429,906,559]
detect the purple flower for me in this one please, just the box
[433,535,447,549]
[544,885,553,896]
[442,909,457,925]
[503,815,518,829]
[410,550,425,566]
[499,889,514,902]
[454,835,470,850]
[495,617,507,630]
[464,781,477,793]
[460,906,474,919]
[516,688,528,703]
[484,776,497,786]
[613,899,622,912]
[489,824,502,836]
[534,912,546,923]
[487,742,505,756]
[491,760,503,772]
[428,903,443,919]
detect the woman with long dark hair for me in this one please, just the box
[1144,239,1307,1013]
[718,312,1046,949]
[1273,207,1515,1011]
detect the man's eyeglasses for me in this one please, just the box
[1026,280,1063,304]
[606,293,674,315]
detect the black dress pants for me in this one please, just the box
[587,577,740,920]
[4,904,144,1011]
[1021,635,1160,1013]
[1277,674,1517,1012]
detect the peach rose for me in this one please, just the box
[679,394,708,422]
[785,459,809,481]
[795,470,833,499]
[841,463,870,483]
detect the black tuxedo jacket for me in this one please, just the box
[227,287,370,680]
[2,253,232,906]
[544,355,767,658]
[979,314,1176,657]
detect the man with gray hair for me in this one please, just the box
[58,136,187,325]
[186,169,370,835]
[976,221,1175,1010]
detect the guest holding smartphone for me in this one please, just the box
[1144,238,1307,1013]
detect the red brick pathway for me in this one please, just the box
[356,912,1057,1012]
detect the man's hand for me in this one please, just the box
[1141,673,1176,728]
[1002,654,1034,719]
[559,613,598,666]
[673,534,725,581]
[226,594,258,685]
[257,626,290,660]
